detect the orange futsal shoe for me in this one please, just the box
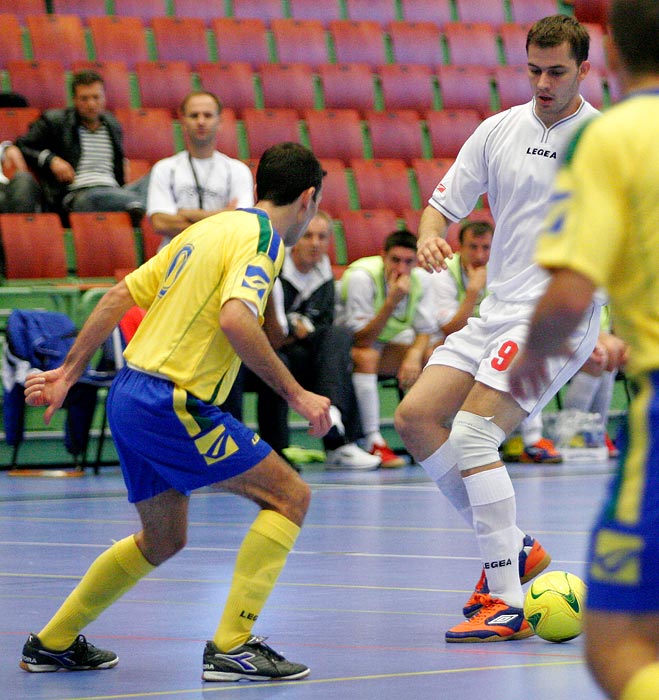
[446,595,533,643]
[369,442,405,468]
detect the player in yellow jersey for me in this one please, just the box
[20,142,331,682]
[510,2,659,698]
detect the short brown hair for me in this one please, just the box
[526,15,590,65]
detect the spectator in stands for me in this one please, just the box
[244,211,381,470]
[147,90,254,249]
[339,229,436,467]
[15,70,146,223]
[0,142,42,212]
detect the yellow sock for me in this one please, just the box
[621,662,659,700]
[39,535,155,650]
[213,510,300,652]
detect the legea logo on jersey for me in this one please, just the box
[195,424,239,464]
[241,265,271,300]
[158,245,194,298]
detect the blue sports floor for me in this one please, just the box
[1,457,613,700]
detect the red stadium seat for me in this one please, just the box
[304,108,365,163]
[443,22,500,68]
[573,0,608,28]
[388,20,444,68]
[437,64,494,117]
[259,63,317,113]
[494,65,531,110]
[51,0,107,19]
[317,158,353,216]
[583,22,608,71]
[171,0,227,25]
[366,109,425,162]
[318,63,376,115]
[113,0,167,22]
[338,209,400,262]
[329,20,387,68]
[0,14,25,66]
[288,0,342,26]
[499,23,531,67]
[72,60,132,110]
[271,18,329,68]
[426,109,482,158]
[197,62,256,117]
[211,18,270,68]
[212,107,242,160]
[412,157,455,203]
[379,63,437,114]
[509,0,558,25]
[579,67,605,109]
[344,0,397,25]
[0,0,43,20]
[0,107,40,142]
[114,108,176,162]
[232,0,286,23]
[455,0,507,27]
[7,61,68,110]
[401,208,422,235]
[88,16,149,69]
[350,158,414,215]
[399,0,453,27]
[135,61,193,114]
[242,107,300,159]
[151,16,209,66]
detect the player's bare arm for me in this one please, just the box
[220,298,331,437]
[416,205,454,273]
[24,280,136,424]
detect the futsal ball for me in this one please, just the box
[523,570,586,643]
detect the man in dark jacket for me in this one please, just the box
[15,70,145,222]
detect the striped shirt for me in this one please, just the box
[71,123,118,190]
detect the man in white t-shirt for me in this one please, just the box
[147,91,254,248]
[394,15,603,642]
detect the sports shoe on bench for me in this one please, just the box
[520,437,563,464]
[325,443,381,470]
[446,594,533,642]
[462,535,551,618]
[20,633,118,672]
[202,636,310,682]
[369,442,406,468]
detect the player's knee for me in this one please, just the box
[394,393,423,442]
[449,410,506,472]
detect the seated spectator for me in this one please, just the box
[15,70,146,223]
[431,219,562,464]
[225,212,380,470]
[0,142,42,212]
[147,90,254,249]
[339,229,436,467]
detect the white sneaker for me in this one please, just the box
[325,443,381,470]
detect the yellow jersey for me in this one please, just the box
[537,91,659,378]
[124,208,284,404]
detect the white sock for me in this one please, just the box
[421,441,472,525]
[520,413,542,446]
[563,371,601,412]
[464,467,524,608]
[591,371,615,428]
[352,373,380,439]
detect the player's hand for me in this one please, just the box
[397,356,422,392]
[417,235,453,273]
[465,264,487,294]
[289,389,332,438]
[24,367,70,425]
[386,270,410,304]
[508,350,549,402]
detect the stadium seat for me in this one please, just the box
[171,0,226,24]
[304,108,365,163]
[366,109,425,162]
[607,72,623,104]
[125,158,152,184]
[0,0,43,20]
[499,23,531,66]
[138,215,162,261]
[388,20,444,68]
[242,107,300,159]
[573,0,608,27]
[197,62,256,117]
[232,0,286,23]
[443,22,500,68]
[583,22,608,71]
[412,157,455,203]
[509,0,558,25]
[401,208,422,235]
[0,107,40,142]
[211,18,270,68]
[399,0,454,26]
[27,14,88,68]
[437,64,494,117]
[259,63,317,113]
[379,63,437,114]
[72,60,132,110]
[426,109,482,158]
[271,18,329,68]
[344,0,398,25]
[88,16,149,69]
[112,0,167,22]
[580,67,605,109]
[494,65,530,110]
[151,16,209,66]
[0,213,68,280]
[209,107,241,159]
[51,0,107,19]
[318,63,376,115]
[0,14,25,66]
[135,61,193,114]
[287,0,342,25]
[339,209,400,263]
[329,20,387,67]
[69,212,139,279]
[350,158,414,215]
[114,108,176,162]
[6,61,68,110]
[317,158,353,217]
[455,0,507,26]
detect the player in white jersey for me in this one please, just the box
[394,15,603,642]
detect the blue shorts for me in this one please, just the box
[586,371,659,612]
[107,367,272,503]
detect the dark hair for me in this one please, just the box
[255,142,324,206]
[71,70,104,96]
[459,220,494,245]
[526,15,590,65]
[384,229,418,252]
[180,90,223,115]
[609,0,659,75]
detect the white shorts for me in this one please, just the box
[425,295,602,417]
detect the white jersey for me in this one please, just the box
[147,150,254,244]
[429,98,599,302]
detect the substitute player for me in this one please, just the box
[20,142,330,682]
[510,1,659,697]
[394,15,603,642]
